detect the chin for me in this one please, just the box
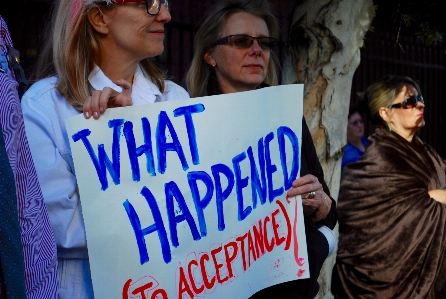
[245,76,265,87]
[145,45,164,58]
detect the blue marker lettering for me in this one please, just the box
[233,152,251,221]
[187,171,214,237]
[71,119,124,191]
[247,139,267,208]
[165,181,201,247]
[211,164,235,231]
[173,104,205,166]
[123,186,171,265]
[264,132,284,202]
[277,126,300,190]
[123,118,156,182]
[156,111,189,174]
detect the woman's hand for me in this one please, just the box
[83,79,132,119]
[287,174,332,223]
[429,189,446,205]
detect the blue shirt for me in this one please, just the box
[341,137,369,169]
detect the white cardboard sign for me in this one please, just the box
[66,84,308,299]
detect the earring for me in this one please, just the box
[212,63,216,67]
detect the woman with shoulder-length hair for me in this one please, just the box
[186,0,338,298]
[186,0,278,97]
[333,75,446,298]
[21,0,189,297]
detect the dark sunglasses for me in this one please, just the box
[109,0,169,15]
[389,95,424,109]
[214,35,277,51]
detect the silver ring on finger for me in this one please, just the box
[308,191,315,199]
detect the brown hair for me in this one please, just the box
[185,0,279,97]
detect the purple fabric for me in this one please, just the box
[0,16,58,299]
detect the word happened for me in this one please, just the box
[122,199,294,299]
[71,104,300,266]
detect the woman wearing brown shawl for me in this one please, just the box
[333,75,446,298]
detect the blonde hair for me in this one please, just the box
[364,75,421,125]
[35,0,165,111]
[186,0,279,98]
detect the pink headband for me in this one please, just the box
[68,0,86,29]
[67,0,117,31]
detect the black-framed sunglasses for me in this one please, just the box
[389,95,424,109]
[111,0,169,15]
[214,35,278,51]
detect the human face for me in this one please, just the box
[347,112,364,143]
[101,1,171,63]
[204,12,271,94]
[386,84,425,140]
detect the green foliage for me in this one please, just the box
[399,0,444,48]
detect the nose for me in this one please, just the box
[155,3,171,23]
[249,39,263,55]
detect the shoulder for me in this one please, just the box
[344,143,355,151]
[22,76,79,121]
[163,80,190,101]
[23,76,58,100]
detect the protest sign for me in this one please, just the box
[66,84,308,299]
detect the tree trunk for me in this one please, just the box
[282,0,375,297]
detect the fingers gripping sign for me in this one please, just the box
[286,174,331,222]
[83,79,133,119]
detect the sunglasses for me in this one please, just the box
[110,0,169,15]
[214,35,277,51]
[389,95,424,109]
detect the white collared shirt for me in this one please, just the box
[88,64,189,105]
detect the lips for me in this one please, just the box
[245,64,263,70]
[148,29,165,35]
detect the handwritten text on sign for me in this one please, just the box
[66,85,308,299]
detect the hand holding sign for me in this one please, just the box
[287,174,331,222]
[83,79,133,119]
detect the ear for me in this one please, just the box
[87,6,110,35]
[203,50,216,67]
[378,107,390,123]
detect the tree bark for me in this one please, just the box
[282,0,374,297]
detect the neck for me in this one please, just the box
[96,46,141,84]
[389,125,416,142]
[217,76,258,94]
[349,138,365,151]
[219,84,254,94]
[96,60,138,84]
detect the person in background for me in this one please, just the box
[186,0,337,298]
[21,0,188,298]
[333,75,446,298]
[0,16,58,299]
[341,107,368,169]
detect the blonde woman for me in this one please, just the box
[186,1,337,297]
[21,0,188,297]
[334,75,446,298]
